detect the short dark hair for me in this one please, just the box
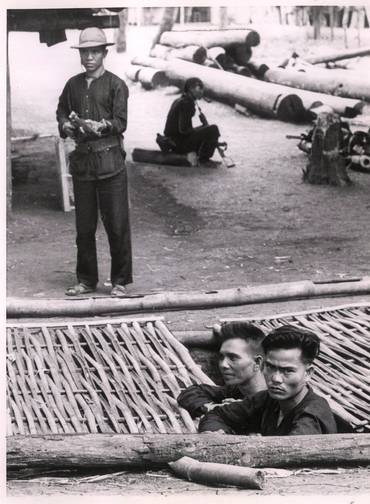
[184,77,204,92]
[262,325,320,364]
[216,322,265,355]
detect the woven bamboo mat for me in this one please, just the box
[6,317,213,436]
[222,302,370,428]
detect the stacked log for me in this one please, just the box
[150,44,207,64]
[131,55,305,122]
[125,65,169,90]
[159,29,261,49]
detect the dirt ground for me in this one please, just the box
[6,24,370,498]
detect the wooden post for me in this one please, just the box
[7,433,370,474]
[7,32,12,216]
[151,7,179,50]
[219,7,228,29]
[115,9,128,53]
[303,111,351,186]
[55,138,74,212]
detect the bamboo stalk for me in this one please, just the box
[7,279,370,318]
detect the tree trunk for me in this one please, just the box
[7,33,12,216]
[151,7,179,50]
[160,29,260,49]
[312,6,322,40]
[218,7,228,29]
[303,112,352,185]
[7,433,370,475]
[131,56,305,122]
[115,9,128,53]
[7,277,370,318]
[263,66,370,101]
[150,44,207,64]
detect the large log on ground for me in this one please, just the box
[264,66,370,102]
[306,46,370,65]
[160,29,260,49]
[136,68,169,90]
[125,64,142,81]
[7,433,370,474]
[132,148,192,166]
[131,56,305,122]
[150,44,207,64]
[6,277,370,318]
[296,87,363,118]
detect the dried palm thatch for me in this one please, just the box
[6,317,213,436]
[221,303,370,429]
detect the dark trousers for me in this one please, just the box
[72,169,132,288]
[173,124,220,161]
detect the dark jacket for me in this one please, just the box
[56,70,128,180]
[198,387,338,435]
[178,384,243,418]
[164,93,195,139]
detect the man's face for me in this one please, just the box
[219,338,259,386]
[190,84,204,100]
[79,47,106,73]
[263,348,312,401]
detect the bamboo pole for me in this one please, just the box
[6,278,370,318]
[306,45,370,65]
[7,433,370,474]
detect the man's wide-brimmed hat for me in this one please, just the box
[71,27,114,49]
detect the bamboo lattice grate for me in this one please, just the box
[222,302,370,429]
[6,317,213,436]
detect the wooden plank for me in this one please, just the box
[55,138,74,212]
[7,433,370,473]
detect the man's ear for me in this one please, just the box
[305,364,314,380]
[103,48,108,58]
[254,355,263,371]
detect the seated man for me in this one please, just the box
[178,322,267,417]
[199,325,337,435]
[158,77,220,164]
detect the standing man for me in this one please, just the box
[159,78,220,165]
[199,325,337,435]
[177,322,267,417]
[57,27,132,297]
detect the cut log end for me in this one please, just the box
[276,95,306,123]
[245,30,261,48]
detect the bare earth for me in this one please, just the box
[6,25,370,497]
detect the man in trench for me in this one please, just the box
[56,27,132,297]
[158,77,220,166]
[178,322,267,416]
[198,325,337,435]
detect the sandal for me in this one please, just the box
[111,284,128,297]
[65,283,96,296]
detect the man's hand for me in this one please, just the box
[96,118,111,134]
[62,121,77,138]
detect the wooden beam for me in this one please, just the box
[7,433,370,474]
[6,277,370,318]
[6,32,12,215]
[160,29,260,49]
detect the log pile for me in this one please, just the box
[126,28,369,123]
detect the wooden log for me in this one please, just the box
[6,277,370,318]
[150,44,207,64]
[160,29,260,49]
[7,433,370,474]
[168,456,265,489]
[306,45,370,65]
[132,148,192,167]
[264,66,370,102]
[131,56,305,122]
[294,87,363,118]
[246,59,270,79]
[150,7,178,50]
[125,65,142,82]
[137,68,169,90]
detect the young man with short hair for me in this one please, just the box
[160,77,220,165]
[57,27,132,297]
[178,322,267,417]
[198,325,337,435]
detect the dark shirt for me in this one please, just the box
[198,388,337,436]
[178,384,243,418]
[164,93,196,139]
[56,70,128,180]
